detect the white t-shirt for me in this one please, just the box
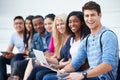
[70,37,80,58]
[10,32,25,52]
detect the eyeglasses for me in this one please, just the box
[14,22,24,25]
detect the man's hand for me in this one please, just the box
[57,69,66,76]
[65,73,84,80]
[57,72,70,79]
[2,52,14,59]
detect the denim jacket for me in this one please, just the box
[30,31,51,57]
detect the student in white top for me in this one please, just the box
[68,11,90,59]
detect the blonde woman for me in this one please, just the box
[46,13,72,64]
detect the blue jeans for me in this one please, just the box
[11,54,27,75]
[36,70,56,80]
[43,73,58,80]
[27,66,55,80]
[10,54,28,79]
[43,73,100,80]
[15,59,28,78]
[0,55,17,80]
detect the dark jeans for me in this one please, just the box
[36,70,56,80]
[0,55,17,80]
[13,56,36,79]
[11,54,27,75]
[27,66,55,80]
[11,54,28,79]
[15,59,28,79]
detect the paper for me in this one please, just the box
[33,49,58,72]
[33,49,49,65]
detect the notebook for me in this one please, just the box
[33,49,49,65]
[33,49,58,72]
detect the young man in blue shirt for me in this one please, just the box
[58,1,119,80]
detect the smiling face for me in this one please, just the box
[56,20,66,34]
[25,19,32,32]
[84,9,101,30]
[69,15,82,33]
[32,18,45,34]
[44,18,54,32]
[14,19,24,33]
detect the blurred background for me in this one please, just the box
[0,0,120,74]
[0,0,120,54]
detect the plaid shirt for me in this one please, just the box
[71,26,119,80]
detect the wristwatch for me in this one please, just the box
[82,72,87,79]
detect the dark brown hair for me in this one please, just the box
[82,1,101,15]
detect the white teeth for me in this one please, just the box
[88,21,94,24]
[71,27,76,29]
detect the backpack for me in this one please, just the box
[86,30,120,80]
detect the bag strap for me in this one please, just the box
[86,34,90,51]
[99,30,115,52]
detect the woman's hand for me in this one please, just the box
[50,64,60,69]
[59,59,65,65]
[46,57,58,64]
[35,59,41,66]
[44,52,51,57]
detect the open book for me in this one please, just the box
[33,49,58,72]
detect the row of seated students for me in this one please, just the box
[26,12,90,80]
[0,11,90,80]
[0,1,119,80]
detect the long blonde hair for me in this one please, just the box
[52,14,67,58]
